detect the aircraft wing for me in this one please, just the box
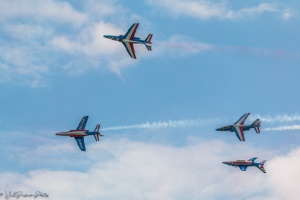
[234,113,250,125]
[76,116,88,130]
[233,126,246,141]
[122,42,136,59]
[124,23,139,40]
[239,166,248,171]
[74,137,86,151]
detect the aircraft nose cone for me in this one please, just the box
[216,128,221,131]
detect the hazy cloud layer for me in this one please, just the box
[0,138,299,200]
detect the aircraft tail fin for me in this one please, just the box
[248,157,258,162]
[145,34,153,51]
[94,124,104,141]
[257,160,267,173]
[145,34,153,43]
[252,119,261,134]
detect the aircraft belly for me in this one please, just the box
[123,39,141,43]
[56,131,87,136]
[243,127,250,131]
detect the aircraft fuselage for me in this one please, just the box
[222,160,253,167]
[222,157,266,173]
[103,35,149,45]
[216,124,253,132]
[56,130,88,137]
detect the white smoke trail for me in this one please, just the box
[250,114,300,123]
[102,114,300,132]
[102,118,221,131]
[263,125,300,131]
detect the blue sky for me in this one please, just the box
[0,0,300,199]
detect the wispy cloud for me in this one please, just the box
[154,35,216,58]
[282,8,293,20]
[154,35,300,61]
[146,0,292,21]
[0,0,143,86]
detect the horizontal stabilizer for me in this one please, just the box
[94,124,103,141]
[257,160,267,173]
[94,124,100,132]
[252,119,261,134]
[146,44,152,51]
[248,157,258,162]
[145,34,153,51]
[145,34,153,43]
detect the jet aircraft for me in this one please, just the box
[216,113,261,141]
[222,157,267,173]
[56,116,103,151]
[103,23,153,59]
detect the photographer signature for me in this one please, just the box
[0,191,48,199]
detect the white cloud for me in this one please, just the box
[146,0,290,20]
[49,21,137,75]
[267,148,300,199]
[1,138,299,200]
[0,0,142,86]
[0,0,87,25]
[282,9,293,20]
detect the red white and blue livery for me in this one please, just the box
[223,157,267,173]
[55,116,103,151]
[216,113,261,141]
[103,23,153,59]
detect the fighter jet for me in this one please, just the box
[216,113,261,141]
[222,157,267,173]
[103,23,153,59]
[56,116,103,151]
